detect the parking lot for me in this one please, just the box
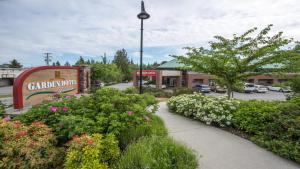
[207,91,287,101]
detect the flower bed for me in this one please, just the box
[168,93,239,127]
[1,88,198,169]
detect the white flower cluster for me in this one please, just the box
[167,94,239,127]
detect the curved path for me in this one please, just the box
[157,102,300,169]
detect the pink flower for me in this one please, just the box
[49,106,59,112]
[3,116,11,122]
[87,139,94,145]
[63,107,69,112]
[127,111,134,116]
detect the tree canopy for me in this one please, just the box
[8,59,22,68]
[112,49,132,81]
[176,25,300,98]
[91,63,122,83]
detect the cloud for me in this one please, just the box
[0,0,299,66]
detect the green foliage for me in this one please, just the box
[176,25,300,98]
[143,87,172,98]
[123,87,138,94]
[118,115,167,150]
[8,59,22,68]
[114,136,198,169]
[0,101,5,117]
[91,63,122,83]
[75,56,86,65]
[168,94,239,127]
[16,88,158,144]
[173,87,195,96]
[112,49,132,81]
[0,120,63,169]
[233,100,279,134]
[233,99,300,163]
[290,76,300,93]
[64,133,120,169]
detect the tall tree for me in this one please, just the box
[91,63,122,83]
[64,61,71,66]
[101,54,108,64]
[75,56,85,65]
[112,49,131,81]
[56,61,61,66]
[176,25,300,98]
[8,59,22,68]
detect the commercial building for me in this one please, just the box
[133,59,296,89]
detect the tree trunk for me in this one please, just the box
[227,85,232,99]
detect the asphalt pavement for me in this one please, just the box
[157,102,300,169]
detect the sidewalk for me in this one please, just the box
[157,102,300,169]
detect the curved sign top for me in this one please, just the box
[13,66,80,109]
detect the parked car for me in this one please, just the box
[267,86,281,92]
[210,85,226,93]
[244,83,256,93]
[194,84,211,93]
[254,85,268,93]
[280,87,292,93]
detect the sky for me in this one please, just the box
[0,0,299,67]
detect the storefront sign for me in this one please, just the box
[13,66,80,109]
[136,70,157,76]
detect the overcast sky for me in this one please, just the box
[0,0,299,67]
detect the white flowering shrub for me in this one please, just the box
[167,94,239,127]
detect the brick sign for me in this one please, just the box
[13,66,80,109]
[136,70,157,76]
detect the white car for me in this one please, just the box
[254,85,268,93]
[244,83,256,93]
[280,87,292,93]
[267,86,281,92]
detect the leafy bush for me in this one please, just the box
[0,119,63,169]
[0,101,4,117]
[232,100,279,134]
[290,77,300,93]
[123,87,138,94]
[172,87,195,96]
[118,115,168,150]
[65,133,120,169]
[114,136,198,169]
[16,88,158,144]
[143,87,173,98]
[168,93,239,126]
[233,99,300,163]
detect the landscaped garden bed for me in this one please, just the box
[0,88,198,169]
[168,93,300,164]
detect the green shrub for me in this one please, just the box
[173,87,195,96]
[233,99,300,163]
[16,88,158,144]
[123,87,138,94]
[0,101,4,117]
[118,115,167,150]
[168,94,239,127]
[0,120,63,169]
[143,87,173,98]
[64,133,120,169]
[114,136,198,169]
[233,100,280,134]
[54,115,103,143]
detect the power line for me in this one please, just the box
[44,53,52,66]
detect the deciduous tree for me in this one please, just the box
[176,25,300,98]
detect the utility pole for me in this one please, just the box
[44,52,52,66]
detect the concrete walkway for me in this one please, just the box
[157,102,300,169]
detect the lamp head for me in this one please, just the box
[137,1,150,19]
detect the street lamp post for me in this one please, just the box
[137,1,150,94]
